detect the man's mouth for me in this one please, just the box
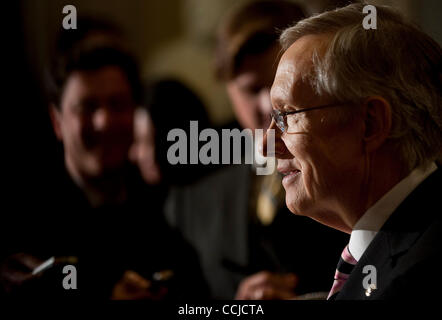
[278,167,301,186]
[277,166,301,176]
[280,170,301,176]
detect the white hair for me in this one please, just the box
[280,3,442,171]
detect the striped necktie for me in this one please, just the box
[327,245,358,300]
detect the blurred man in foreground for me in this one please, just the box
[0,20,207,299]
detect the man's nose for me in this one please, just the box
[261,118,288,158]
[92,108,110,131]
[258,88,272,128]
[258,88,272,115]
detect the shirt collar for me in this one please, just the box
[349,162,437,261]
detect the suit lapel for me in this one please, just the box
[336,168,441,300]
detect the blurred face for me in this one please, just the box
[267,35,365,232]
[53,66,135,178]
[129,108,161,185]
[226,45,280,131]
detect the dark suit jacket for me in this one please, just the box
[336,168,442,300]
[1,164,209,300]
[166,164,348,299]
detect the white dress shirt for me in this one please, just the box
[348,162,437,261]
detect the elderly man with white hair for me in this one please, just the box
[262,3,442,300]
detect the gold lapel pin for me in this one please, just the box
[365,283,377,297]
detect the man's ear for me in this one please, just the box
[49,104,63,141]
[361,96,392,153]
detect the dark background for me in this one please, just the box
[2,0,441,272]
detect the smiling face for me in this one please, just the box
[269,35,366,232]
[52,66,135,179]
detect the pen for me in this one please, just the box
[32,256,55,275]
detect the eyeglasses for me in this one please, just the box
[270,102,351,133]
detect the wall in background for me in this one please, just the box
[20,0,442,125]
